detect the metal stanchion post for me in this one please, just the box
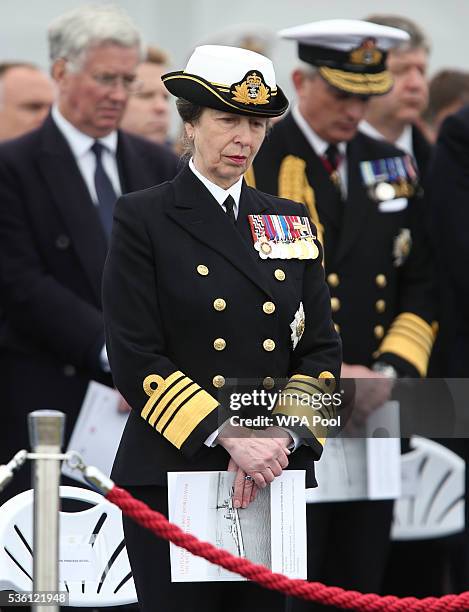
[28,410,65,612]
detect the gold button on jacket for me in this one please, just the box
[213,338,226,351]
[274,269,285,281]
[213,298,226,311]
[375,274,387,288]
[374,325,385,339]
[263,339,276,351]
[263,301,276,314]
[327,273,340,288]
[212,375,225,388]
[375,299,386,313]
[331,297,341,312]
[197,264,209,276]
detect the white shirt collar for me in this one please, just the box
[292,105,347,158]
[189,157,243,207]
[359,120,414,157]
[51,104,118,158]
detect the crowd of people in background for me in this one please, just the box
[0,4,469,611]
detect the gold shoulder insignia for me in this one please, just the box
[231,71,270,105]
[278,155,324,254]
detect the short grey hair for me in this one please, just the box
[365,15,431,54]
[294,61,319,79]
[48,4,142,69]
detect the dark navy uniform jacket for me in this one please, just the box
[103,164,341,487]
[426,106,469,376]
[251,113,436,378]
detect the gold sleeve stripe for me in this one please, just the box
[275,397,328,442]
[375,313,435,377]
[288,373,336,393]
[163,391,220,449]
[391,323,433,352]
[141,371,184,420]
[244,165,256,188]
[148,375,191,426]
[155,382,199,430]
[148,378,194,427]
[278,155,325,256]
[272,373,337,446]
[141,371,220,448]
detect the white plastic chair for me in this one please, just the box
[392,437,465,540]
[0,485,137,607]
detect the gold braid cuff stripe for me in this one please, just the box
[272,373,337,445]
[376,313,435,377]
[141,370,219,448]
[278,155,325,260]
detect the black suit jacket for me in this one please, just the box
[426,106,469,376]
[251,113,436,377]
[103,165,341,486]
[412,124,433,179]
[0,115,179,460]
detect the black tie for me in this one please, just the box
[91,141,117,239]
[223,195,236,224]
[324,143,343,194]
[325,143,341,172]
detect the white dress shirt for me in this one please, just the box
[189,157,242,217]
[359,120,414,158]
[292,105,348,198]
[51,104,122,203]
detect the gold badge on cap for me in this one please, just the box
[349,38,383,66]
[231,71,270,105]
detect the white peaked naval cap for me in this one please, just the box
[278,19,410,96]
[162,44,289,117]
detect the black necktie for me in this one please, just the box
[91,141,117,239]
[324,143,341,172]
[223,195,236,224]
[324,143,343,194]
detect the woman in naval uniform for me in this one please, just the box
[102,44,341,612]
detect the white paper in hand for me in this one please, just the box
[62,381,128,484]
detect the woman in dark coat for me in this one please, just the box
[102,44,341,612]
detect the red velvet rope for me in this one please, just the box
[107,485,469,611]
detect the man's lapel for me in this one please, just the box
[335,134,372,263]
[116,131,156,193]
[166,165,273,297]
[36,116,107,303]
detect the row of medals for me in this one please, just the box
[254,236,319,260]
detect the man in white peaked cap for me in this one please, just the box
[250,19,436,611]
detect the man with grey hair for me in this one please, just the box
[0,62,55,140]
[0,4,178,504]
[251,19,436,610]
[361,15,432,177]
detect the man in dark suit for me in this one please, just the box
[425,106,469,592]
[0,5,178,503]
[361,17,463,598]
[361,15,432,178]
[249,19,436,610]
